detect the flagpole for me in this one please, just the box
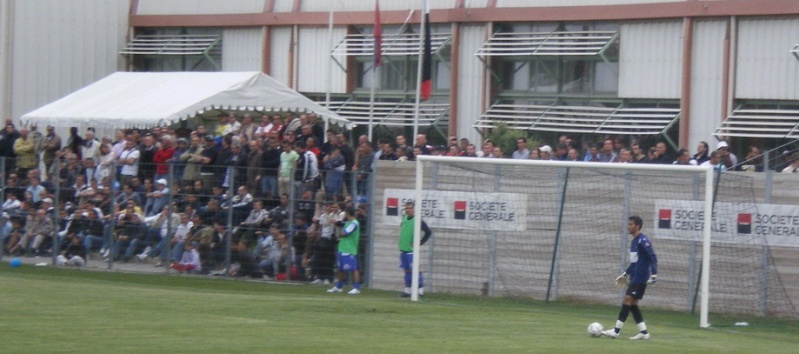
[368,68,376,142]
[368,0,381,142]
[324,1,334,142]
[412,0,427,140]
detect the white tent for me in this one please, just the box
[20,71,351,135]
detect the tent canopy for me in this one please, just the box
[20,71,351,132]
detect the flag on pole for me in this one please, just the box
[419,1,432,100]
[373,0,382,67]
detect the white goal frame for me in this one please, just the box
[413,155,715,328]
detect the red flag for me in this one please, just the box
[373,0,382,67]
[419,3,432,100]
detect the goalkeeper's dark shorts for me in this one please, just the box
[625,283,647,300]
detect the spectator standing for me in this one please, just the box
[30,125,44,167]
[323,147,345,197]
[597,139,619,163]
[180,135,204,185]
[700,151,727,171]
[238,114,257,141]
[260,137,281,199]
[673,149,697,166]
[42,126,62,176]
[65,126,83,159]
[255,115,273,139]
[512,138,530,159]
[294,141,320,197]
[198,135,218,188]
[378,142,397,161]
[111,129,126,158]
[13,128,36,177]
[118,139,140,186]
[395,135,412,159]
[138,134,157,182]
[245,140,263,194]
[567,148,580,161]
[781,152,799,173]
[214,113,228,137]
[355,143,373,197]
[170,138,189,182]
[739,146,763,172]
[222,142,246,189]
[96,143,115,183]
[414,134,432,155]
[463,144,478,157]
[693,141,710,165]
[311,201,341,285]
[616,148,633,163]
[631,143,648,163]
[649,142,671,164]
[715,141,738,169]
[308,113,325,144]
[81,129,100,163]
[278,141,299,197]
[291,213,310,280]
[152,135,175,182]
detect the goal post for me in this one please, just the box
[412,156,715,326]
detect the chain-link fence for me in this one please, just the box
[0,156,375,285]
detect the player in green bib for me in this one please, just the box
[398,201,432,297]
[326,207,361,295]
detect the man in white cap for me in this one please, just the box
[144,179,169,217]
[539,145,553,160]
[715,141,738,169]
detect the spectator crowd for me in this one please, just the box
[0,112,795,280]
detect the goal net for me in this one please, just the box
[406,156,797,326]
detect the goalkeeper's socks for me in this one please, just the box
[353,282,360,290]
[614,320,625,334]
[336,281,344,289]
[637,322,648,334]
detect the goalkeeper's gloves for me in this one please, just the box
[614,273,628,288]
[647,275,657,285]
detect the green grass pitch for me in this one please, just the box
[1,264,797,353]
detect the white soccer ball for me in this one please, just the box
[587,322,604,337]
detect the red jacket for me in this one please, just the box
[153,147,174,175]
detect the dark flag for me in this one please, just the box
[374,0,382,67]
[419,2,432,100]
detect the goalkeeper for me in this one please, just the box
[603,215,658,340]
[398,201,432,297]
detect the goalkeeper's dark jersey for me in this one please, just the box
[625,233,658,284]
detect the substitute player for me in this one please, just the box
[602,215,658,340]
[326,207,361,295]
[398,201,432,297]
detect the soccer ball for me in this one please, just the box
[587,322,603,337]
